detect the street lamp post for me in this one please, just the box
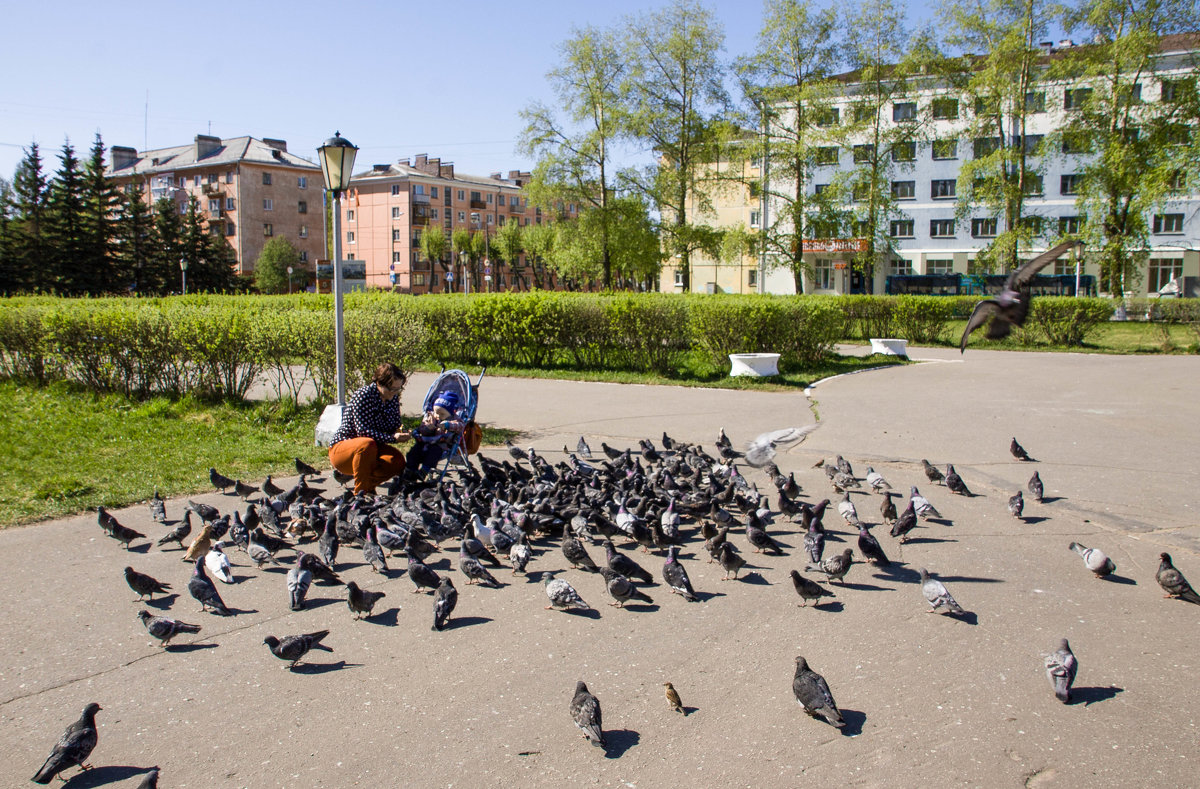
[180,258,188,295]
[313,132,358,446]
[287,265,294,295]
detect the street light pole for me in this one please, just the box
[287,265,294,295]
[180,257,188,295]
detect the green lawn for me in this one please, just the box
[942,319,1200,354]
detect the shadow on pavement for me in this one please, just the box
[1070,685,1124,706]
[63,765,155,788]
[444,615,493,630]
[291,660,360,674]
[603,728,640,758]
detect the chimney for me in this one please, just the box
[439,163,455,179]
[424,156,440,175]
[195,134,222,159]
[263,138,287,151]
[111,146,138,171]
[490,172,502,180]
[414,154,428,168]
[399,158,410,166]
[373,164,390,172]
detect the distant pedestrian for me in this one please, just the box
[328,363,410,494]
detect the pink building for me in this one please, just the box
[342,154,578,293]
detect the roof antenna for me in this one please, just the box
[143,89,149,152]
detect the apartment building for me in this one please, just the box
[343,154,577,293]
[106,135,325,275]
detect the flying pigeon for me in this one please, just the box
[124,566,171,601]
[919,568,965,614]
[138,610,201,647]
[542,571,590,610]
[1010,437,1034,461]
[432,576,458,630]
[31,702,101,784]
[792,657,845,728]
[1156,553,1200,604]
[960,239,1083,351]
[346,580,387,619]
[790,570,835,607]
[662,545,699,601]
[570,680,605,747]
[744,424,821,468]
[1068,541,1114,577]
[1045,638,1078,703]
[263,630,333,668]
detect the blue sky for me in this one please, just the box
[1,0,944,184]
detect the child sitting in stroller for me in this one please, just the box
[405,390,465,479]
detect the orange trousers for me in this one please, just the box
[328,437,406,495]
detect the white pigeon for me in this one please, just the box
[1044,638,1078,703]
[509,537,532,574]
[614,498,637,536]
[919,568,965,614]
[865,467,891,491]
[1069,542,1116,577]
[205,542,234,584]
[744,424,821,468]
[910,486,942,520]
[837,493,860,526]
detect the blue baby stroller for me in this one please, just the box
[412,365,486,482]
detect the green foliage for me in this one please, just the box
[1028,297,1114,346]
[254,237,301,294]
[687,295,843,366]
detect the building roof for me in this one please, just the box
[106,135,319,176]
[351,159,528,190]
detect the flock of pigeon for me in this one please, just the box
[33,422,1200,781]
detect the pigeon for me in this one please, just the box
[662,545,699,601]
[297,551,341,585]
[865,467,891,491]
[542,571,590,610]
[505,439,528,461]
[1028,471,1044,503]
[187,499,219,522]
[562,533,600,572]
[509,535,532,574]
[598,566,652,607]
[432,577,458,630]
[716,541,747,580]
[156,516,192,550]
[807,548,853,584]
[746,518,782,554]
[263,630,333,668]
[102,513,144,550]
[210,467,236,493]
[138,610,201,647]
[149,490,167,523]
[570,681,605,747]
[961,239,1082,351]
[744,424,821,468]
[1010,437,1034,461]
[880,491,898,525]
[890,499,918,542]
[205,542,234,583]
[124,566,171,601]
[405,551,442,594]
[346,580,387,619]
[295,457,320,476]
[459,542,501,587]
[183,524,214,562]
[234,479,259,499]
[332,468,353,486]
[601,441,622,460]
[1008,490,1024,519]
[663,682,685,714]
[790,570,835,607]
[804,522,825,565]
[944,465,971,496]
[1156,553,1200,604]
[1067,541,1114,578]
[576,436,593,458]
[921,459,944,485]
[792,657,845,728]
[136,767,160,789]
[1045,638,1078,703]
[287,563,313,610]
[188,559,231,615]
[604,540,654,584]
[247,529,283,568]
[837,493,860,526]
[910,486,942,520]
[362,526,388,573]
[857,524,890,566]
[31,702,101,784]
[261,475,283,498]
[919,568,965,614]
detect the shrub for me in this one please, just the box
[0,305,51,383]
[892,296,955,345]
[1029,297,1114,346]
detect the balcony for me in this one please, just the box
[509,204,525,214]
[203,182,223,195]
[411,214,429,226]
[469,199,487,209]
[412,192,430,204]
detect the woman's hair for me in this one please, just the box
[373,363,406,388]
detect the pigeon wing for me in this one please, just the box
[960,299,1002,352]
[745,424,820,468]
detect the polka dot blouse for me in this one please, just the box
[331,382,402,445]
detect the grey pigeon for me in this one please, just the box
[1008,490,1024,518]
[919,568,965,614]
[804,522,825,564]
[188,558,231,615]
[156,516,192,550]
[806,548,853,584]
[790,570,835,607]
[509,536,532,574]
[432,576,458,630]
[921,459,944,485]
[716,541,747,580]
[234,479,259,499]
[744,424,820,468]
[857,524,890,566]
[138,610,201,647]
[890,499,918,542]
[865,467,891,491]
[346,580,387,619]
[405,550,442,594]
[835,455,854,476]
[944,464,971,496]
[576,436,593,458]
[1069,541,1114,577]
[210,467,236,493]
[287,563,313,611]
[101,511,144,550]
[136,767,160,789]
[1156,552,1200,604]
[297,551,341,585]
[1045,638,1078,703]
[459,542,501,587]
[31,702,101,784]
[149,491,167,523]
[792,657,844,727]
[263,629,333,668]
[746,517,782,554]
[295,457,320,476]
[1028,471,1044,503]
[598,566,652,607]
[542,571,590,610]
[910,486,942,519]
[570,680,605,747]
[604,540,653,584]
[1010,437,1033,461]
[562,533,600,572]
[362,526,388,573]
[125,566,171,601]
[187,499,219,522]
[260,475,283,498]
[662,545,699,601]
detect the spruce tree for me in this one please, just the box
[81,133,121,293]
[8,143,50,292]
[114,182,154,294]
[151,197,184,293]
[45,140,88,293]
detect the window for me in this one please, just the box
[457,190,465,200]
[1025,91,1045,113]
[347,231,355,243]
[413,184,426,196]
[225,171,234,184]
[1161,78,1193,103]
[194,175,202,187]
[299,251,308,263]
[298,176,307,189]
[486,213,494,225]
[470,191,481,203]
[930,219,956,238]
[853,144,874,163]
[1064,87,1092,110]
[431,187,438,199]
[298,201,307,214]
[892,142,916,162]
[432,208,439,220]
[975,95,999,115]
[392,185,401,196]
[299,225,308,238]
[1058,216,1082,235]
[892,181,915,199]
[1023,175,1044,196]
[814,183,830,196]
[852,104,874,123]
[509,195,518,206]
[1149,259,1183,291]
[1022,134,1043,155]
[1153,213,1184,234]
[1166,124,1191,146]
[889,259,913,276]
[1120,82,1142,105]
[347,210,355,221]
[1019,216,1044,235]
[263,198,274,211]
[262,172,272,185]
[1062,132,1090,154]
[393,252,402,263]
[498,215,505,226]
[208,199,219,212]
[974,137,1000,158]
[413,273,425,287]
[209,224,222,237]
[926,259,953,275]
[208,173,218,185]
[813,258,835,289]
[932,139,958,160]
[263,223,273,236]
[1168,170,1186,193]
[816,147,839,165]
[815,108,840,127]
[890,219,914,238]
[1060,174,1082,195]
[392,207,402,219]
[748,269,758,287]
[893,102,917,122]
[458,211,465,221]
[226,223,235,236]
[972,218,998,238]
[750,210,761,227]
[487,194,493,204]
[931,179,956,199]
[674,269,684,287]
[393,229,402,242]
[852,182,869,201]
[931,98,959,120]
[225,197,235,210]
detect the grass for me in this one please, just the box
[941,319,1200,354]
[0,380,516,529]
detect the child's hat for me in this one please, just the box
[433,391,459,411]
